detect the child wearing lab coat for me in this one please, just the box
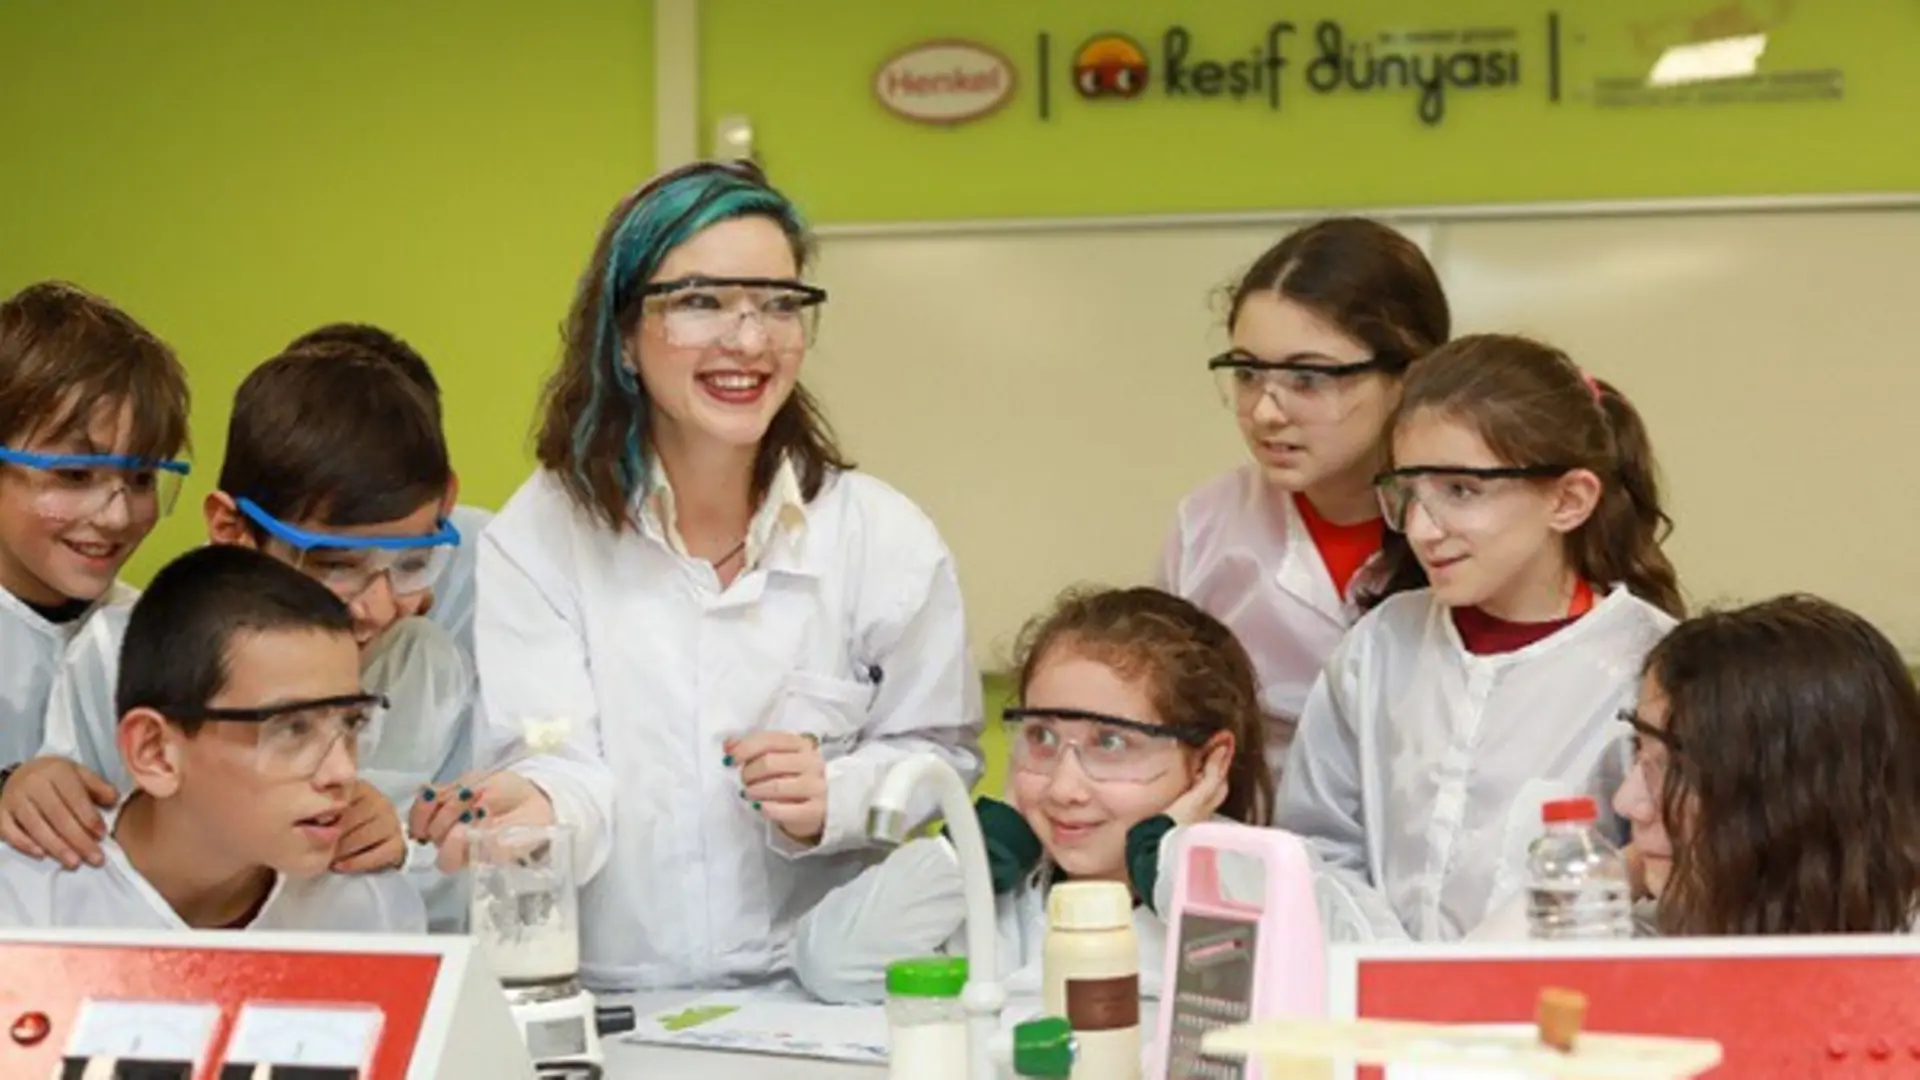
[5,342,469,924]
[792,586,1392,1012]
[1279,333,1686,942]
[0,546,426,932]
[1487,594,1920,940]
[1159,219,1451,777]
[0,282,189,834]
[280,322,495,666]
[411,160,983,991]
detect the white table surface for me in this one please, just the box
[597,991,886,1080]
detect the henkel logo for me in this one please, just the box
[874,40,1017,125]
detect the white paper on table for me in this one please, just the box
[622,989,891,1064]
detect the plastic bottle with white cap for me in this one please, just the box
[1042,880,1140,1079]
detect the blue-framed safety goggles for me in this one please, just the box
[235,496,461,599]
[0,446,191,525]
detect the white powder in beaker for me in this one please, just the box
[481,923,580,983]
[473,863,579,983]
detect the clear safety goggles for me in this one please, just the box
[164,692,388,779]
[639,275,826,350]
[1373,464,1572,533]
[1003,706,1211,784]
[1207,351,1391,425]
[1621,708,1681,791]
[236,497,461,600]
[0,446,190,525]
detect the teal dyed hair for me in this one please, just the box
[568,164,809,514]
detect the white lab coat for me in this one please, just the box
[38,612,475,931]
[0,803,425,932]
[0,583,136,768]
[1277,586,1674,942]
[1159,466,1367,777]
[791,827,1394,1009]
[433,503,493,667]
[476,465,983,992]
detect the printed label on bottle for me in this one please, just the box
[1066,974,1140,1031]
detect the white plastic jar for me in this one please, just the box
[886,956,971,1080]
[1043,881,1140,1080]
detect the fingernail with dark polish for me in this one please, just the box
[459,811,473,824]
[458,788,473,801]
[421,787,436,802]
[722,754,734,767]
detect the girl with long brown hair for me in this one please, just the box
[793,586,1277,1006]
[413,161,982,990]
[1279,332,1684,941]
[1159,218,1450,778]
[1621,595,1920,936]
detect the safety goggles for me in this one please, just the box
[163,692,388,779]
[1002,706,1211,784]
[1373,464,1573,533]
[0,446,190,525]
[236,497,461,600]
[1207,351,1393,424]
[639,275,826,350]
[1620,708,1682,790]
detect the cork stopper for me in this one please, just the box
[1536,988,1588,1053]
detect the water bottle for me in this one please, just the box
[1526,796,1634,939]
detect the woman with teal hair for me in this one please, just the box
[414,161,984,990]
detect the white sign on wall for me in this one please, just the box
[874,40,1017,126]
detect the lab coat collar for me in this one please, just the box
[1262,482,1357,625]
[1435,582,1645,669]
[640,454,809,572]
[103,793,289,931]
[0,579,128,642]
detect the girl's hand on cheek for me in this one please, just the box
[1164,746,1231,827]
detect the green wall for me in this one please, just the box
[703,0,1919,223]
[0,1,656,584]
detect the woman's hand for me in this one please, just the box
[0,758,117,869]
[730,732,827,847]
[409,769,556,873]
[1164,745,1232,827]
[331,780,407,872]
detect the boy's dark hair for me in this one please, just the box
[0,281,190,458]
[219,342,451,530]
[285,323,440,418]
[117,545,354,731]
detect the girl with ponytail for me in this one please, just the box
[1277,333,1683,941]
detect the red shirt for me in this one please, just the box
[1452,579,1596,656]
[1292,493,1385,600]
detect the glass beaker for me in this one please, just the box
[468,823,581,987]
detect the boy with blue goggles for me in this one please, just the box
[234,496,460,602]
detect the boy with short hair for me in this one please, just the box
[6,341,471,924]
[281,322,493,666]
[0,280,190,833]
[0,544,425,931]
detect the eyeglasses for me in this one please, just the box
[1373,464,1573,533]
[1002,706,1210,784]
[1206,351,1394,424]
[0,446,190,525]
[163,692,389,779]
[236,497,461,600]
[639,275,826,350]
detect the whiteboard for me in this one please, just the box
[805,209,1920,664]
